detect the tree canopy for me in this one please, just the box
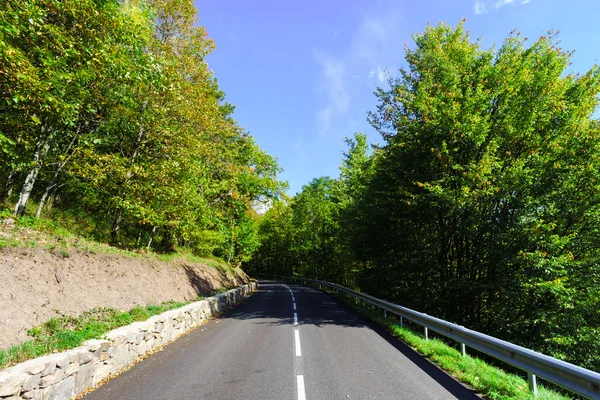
[0,0,284,264]
[247,22,600,371]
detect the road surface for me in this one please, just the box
[84,281,480,399]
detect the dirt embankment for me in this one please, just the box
[0,246,248,349]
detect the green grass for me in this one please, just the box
[0,301,188,370]
[0,207,244,370]
[331,291,573,400]
[0,208,238,275]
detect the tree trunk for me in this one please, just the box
[110,209,123,243]
[14,135,51,216]
[35,127,79,218]
[1,169,15,203]
[146,225,157,250]
[35,182,56,218]
[111,100,148,239]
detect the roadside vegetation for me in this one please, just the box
[246,21,600,374]
[331,288,572,400]
[0,0,284,266]
[1,0,598,388]
[0,301,189,370]
[0,208,236,272]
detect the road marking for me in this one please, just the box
[297,375,306,400]
[283,284,306,399]
[294,329,301,356]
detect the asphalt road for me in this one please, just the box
[84,281,480,400]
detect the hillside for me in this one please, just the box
[0,220,248,349]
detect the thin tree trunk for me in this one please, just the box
[111,209,123,242]
[146,225,157,250]
[35,182,56,218]
[111,99,149,239]
[1,169,15,203]
[5,180,14,200]
[34,128,79,218]
[14,134,51,216]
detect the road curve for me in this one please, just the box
[83,281,480,400]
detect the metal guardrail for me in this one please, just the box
[271,275,600,399]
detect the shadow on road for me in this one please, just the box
[224,281,368,328]
[224,280,481,399]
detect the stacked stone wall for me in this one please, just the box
[0,282,258,399]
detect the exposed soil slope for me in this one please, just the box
[0,245,248,349]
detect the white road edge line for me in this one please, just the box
[293,302,297,310]
[294,329,301,356]
[294,312,298,326]
[297,375,306,400]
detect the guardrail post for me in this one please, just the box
[384,310,387,319]
[275,275,600,399]
[528,373,538,396]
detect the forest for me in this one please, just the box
[0,0,283,264]
[1,0,598,375]
[246,22,600,372]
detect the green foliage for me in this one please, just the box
[337,290,570,400]
[0,301,188,369]
[248,22,600,372]
[0,0,283,263]
[362,22,600,371]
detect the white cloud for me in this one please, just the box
[313,5,404,134]
[377,65,387,83]
[352,9,403,68]
[474,0,487,14]
[495,0,516,9]
[314,51,349,133]
[475,0,532,14]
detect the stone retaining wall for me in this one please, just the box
[0,282,258,400]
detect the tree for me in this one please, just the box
[0,0,147,216]
[1,0,283,266]
[244,199,296,277]
[248,22,600,371]
[365,21,600,369]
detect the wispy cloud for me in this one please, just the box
[377,66,388,83]
[474,0,487,14]
[475,0,532,14]
[369,65,388,83]
[314,51,349,133]
[314,6,403,134]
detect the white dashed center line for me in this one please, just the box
[297,375,306,400]
[282,283,305,399]
[294,329,302,356]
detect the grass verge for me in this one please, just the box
[329,289,573,400]
[0,301,189,370]
[0,209,236,275]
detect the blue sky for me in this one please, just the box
[195,0,600,196]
